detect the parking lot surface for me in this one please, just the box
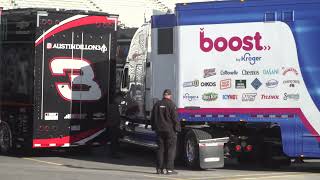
[0,145,319,180]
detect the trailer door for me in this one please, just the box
[33,11,117,148]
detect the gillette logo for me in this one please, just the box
[200,28,270,53]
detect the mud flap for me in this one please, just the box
[198,137,229,169]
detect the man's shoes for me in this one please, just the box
[166,170,178,175]
[156,169,164,174]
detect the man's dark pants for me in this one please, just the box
[156,130,177,170]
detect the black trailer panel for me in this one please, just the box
[0,9,117,150]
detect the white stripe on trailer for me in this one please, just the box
[269,114,277,118]
[218,115,224,118]
[75,128,105,145]
[229,115,236,118]
[206,114,213,117]
[281,115,289,118]
[195,114,202,118]
[49,143,56,147]
[34,144,41,147]
[204,157,220,162]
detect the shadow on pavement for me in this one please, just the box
[16,144,320,174]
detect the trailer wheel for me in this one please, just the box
[183,129,212,169]
[0,121,12,154]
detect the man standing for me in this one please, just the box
[151,89,181,175]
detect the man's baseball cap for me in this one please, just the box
[163,89,172,96]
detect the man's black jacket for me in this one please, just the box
[151,98,181,133]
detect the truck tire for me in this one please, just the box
[183,129,212,169]
[0,121,13,154]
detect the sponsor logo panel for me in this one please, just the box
[220,79,231,90]
[283,80,300,88]
[251,78,262,90]
[183,93,199,101]
[242,93,257,102]
[220,70,238,75]
[242,70,259,75]
[283,93,300,101]
[202,92,218,101]
[282,67,299,76]
[203,68,216,78]
[183,80,199,87]
[261,94,280,100]
[235,80,246,89]
[266,79,278,88]
[263,68,279,75]
[222,94,238,100]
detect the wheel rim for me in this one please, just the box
[0,124,11,152]
[186,138,196,163]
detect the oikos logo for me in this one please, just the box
[236,53,262,65]
[266,79,279,88]
[202,92,218,101]
[183,93,199,102]
[200,28,271,53]
[201,82,216,87]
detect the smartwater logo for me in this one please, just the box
[200,28,271,53]
[47,43,108,53]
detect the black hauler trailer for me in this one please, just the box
[0,8,118,153]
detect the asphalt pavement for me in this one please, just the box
[0,145,319,180]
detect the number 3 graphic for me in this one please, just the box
[49,57,102,101]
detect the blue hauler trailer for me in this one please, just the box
[117,0,320,169]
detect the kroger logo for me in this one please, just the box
[183,93,199,101]
[200,28,271,53]
[266,79,279,88]
[236,53,262,65]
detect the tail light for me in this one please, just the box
[245,145,253,152]
[235,145,242,152]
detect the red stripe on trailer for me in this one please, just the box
[32,127,104,148]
